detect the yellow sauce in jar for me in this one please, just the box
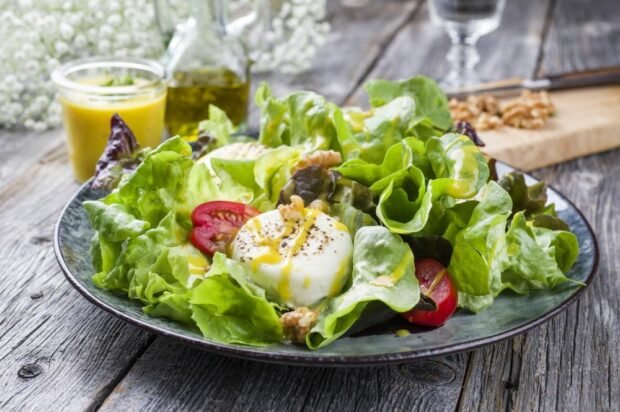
[59,76,166,182]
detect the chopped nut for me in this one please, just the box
[278,195,305,221]
[450,91,555,131]
[294,150,342,173]
[308,199,330,213]
[474,112,502,131]
[281,307,318,344]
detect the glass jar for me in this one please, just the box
[52,57,167,182]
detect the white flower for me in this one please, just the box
[0,0,329,130]
[59,22,75,40]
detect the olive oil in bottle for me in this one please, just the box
[165,68,249,138]
[162,0,251,140]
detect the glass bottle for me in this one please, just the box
[163,0,250,139]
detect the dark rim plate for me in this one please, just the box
[54,163,599,366]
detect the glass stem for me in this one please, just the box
[444,34,481,89]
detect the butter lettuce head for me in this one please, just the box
[446,182,580,312]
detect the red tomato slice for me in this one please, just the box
[401,258,458,327]
[189,201,260,256]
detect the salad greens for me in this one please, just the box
[91,114,146,190]
[307,226,418,349]
[85,75,581,349]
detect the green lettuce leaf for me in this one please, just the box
[197,105,234,147]
[306,226,419,349]
[83,201,150,242]
[447,182,512,306]
[256,83,337,152]
[329,203,377,237]
[190,253,283,345]
[108,137,194,227]
[501,212,580,294]
[447,183,580,312]
[335,97,417,164]
[375,166,433,234]
[426,133,489,199]
[363,76,453,131]
[208,145,301,211]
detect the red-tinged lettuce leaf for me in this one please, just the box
[455,121,485,147]
[92,114,146,190]
[278,166,375,212]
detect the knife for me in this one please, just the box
[445,66,620,98]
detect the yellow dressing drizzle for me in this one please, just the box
[187,253,209,275]
[328,257,351,297]
[332,219,349,232]
[251,252,282,272]
[371,253,412,287]
[278,260,293,301]
[303,276,311,289]
[277,209,321,301]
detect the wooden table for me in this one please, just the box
[1,0,618,410]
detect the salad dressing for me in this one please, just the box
[58,75,166,182]
[328,258,351,297]
[277,209,321,300]
[372,253,412,287]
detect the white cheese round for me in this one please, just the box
[231,208,353,308]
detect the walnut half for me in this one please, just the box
[293,150,342,173]
[281,307,318,344]
[278,195,305,221]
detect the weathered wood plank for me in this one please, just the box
[99,337,468,412]
[540,0,620,76]
[0,129,66,190]
[348,0,550,106]
[0,132,155,411]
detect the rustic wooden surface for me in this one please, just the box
[0,0,618,411]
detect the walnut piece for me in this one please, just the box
[308,199,330,213]
[281,307,318,344]
[294,150,342,173]
[278,195,305,221]
[450,91,555,131]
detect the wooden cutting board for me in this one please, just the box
[481,85,620,171]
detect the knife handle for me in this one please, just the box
[546,66,620,90]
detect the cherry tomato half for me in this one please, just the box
[189,201,260,256]
[402,258,458,327]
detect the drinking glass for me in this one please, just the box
[428,0,506,90]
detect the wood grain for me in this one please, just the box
[100,337,467,412]
[540,0,620,76]
[0,137,155,411]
